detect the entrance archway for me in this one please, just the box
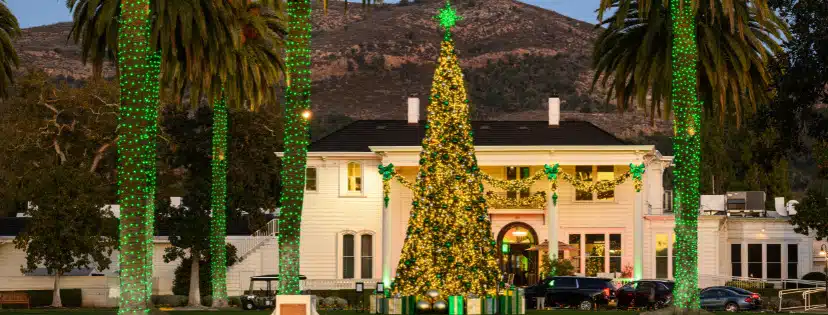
[497,222,539,287]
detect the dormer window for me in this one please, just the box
[506,166,531,199]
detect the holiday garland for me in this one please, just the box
[379,163,646,208]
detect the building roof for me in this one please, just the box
[308,120,628,152]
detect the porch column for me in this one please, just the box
[634,189,644,280]
[382,202,392,287]
[547,193,558,263]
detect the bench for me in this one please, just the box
[0,292,30,309]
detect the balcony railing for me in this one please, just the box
[485,191,547,209]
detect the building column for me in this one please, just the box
[382,202,392,287]
[634,190,644,280]
[547,193,558,263]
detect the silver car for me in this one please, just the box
[700,287,760,312]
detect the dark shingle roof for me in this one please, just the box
[309,120,627,152]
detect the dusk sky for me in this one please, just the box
[7,0,605,29]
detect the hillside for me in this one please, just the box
[12,0,672,140]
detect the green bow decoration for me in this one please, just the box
[543,163,560,180]
[629,162,646,192]
[379,163,396,180]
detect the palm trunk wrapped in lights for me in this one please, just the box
[210,97,229,307]
[279,0,313,295]
[116,0,154,313]
[670,0,701,310]
[143,50,161,305]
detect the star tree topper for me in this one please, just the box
[435,1,462,31]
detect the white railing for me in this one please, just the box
[302,279,381,291]
[237,219,279,259]
[699,274,825,290]
[779,287,827,312]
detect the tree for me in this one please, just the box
[789,183,828,240]
[0,0,20,98]
[0,71,120,308]
[391,2,499,297]
[538,255,575,278]
[596,0,784,309]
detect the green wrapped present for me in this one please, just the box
[402,296,417,315]
[448,296,464,315]
[482,296,497,315]
[498,288,525,315]
[386,297,402,315]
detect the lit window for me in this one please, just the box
[656,234,669,279]
[347,162,362,192]
[596,166,615,200]
[609,234,621,273]
[585,234,605,276]
[505,166,531,199]
[306,167,317,191]
[575,166,593,201]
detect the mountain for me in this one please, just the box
[11,0,672,141]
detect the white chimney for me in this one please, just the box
[408,97,420,124]
[548,97,560,126]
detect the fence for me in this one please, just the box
[0,276,118,308]
[699,274,825,290]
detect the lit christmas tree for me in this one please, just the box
[392,1,500,297]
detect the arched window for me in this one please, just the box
[361,234,373,278]
[347,162,362,192]
[343,234,355,279]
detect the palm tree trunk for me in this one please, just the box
[143,50,161,306]
[116,1,154,314]
[189,254,202,307]
[51,272,62,308]
[279,0,313,295]
[669,0,701,310]
[210,97,229,308]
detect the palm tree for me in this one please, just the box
[595,0,783,310]
[66,0,258,309]
[0,0,20,98]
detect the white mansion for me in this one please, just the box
[0,97,825,307]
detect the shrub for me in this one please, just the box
[229,296,241,306]
[24,289,82,307]
[725,280,773,289]
[803,272,827,282]
[153,295,188,307]
[201,296,212,307]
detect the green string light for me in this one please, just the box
[279,0,313,295]
[142,50,160,307]
[116,0,154,314]
[670,0,701,309]
[210,97,229,303]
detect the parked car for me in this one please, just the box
[524,276,616,311]
[700,287,760,312]
[615,280,674,310]
[241,274,307,310]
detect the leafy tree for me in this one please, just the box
[0,71,120,308]
[171,245,238,297]
[0,0,20,98]
[538,255,576,278]
[789,183,828,240]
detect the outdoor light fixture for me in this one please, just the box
[302,110,312,119]
[512,228,528,237]
[376,283,384,294]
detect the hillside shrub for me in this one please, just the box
[151,295,188,307]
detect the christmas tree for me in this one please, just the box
[392,1,500,297]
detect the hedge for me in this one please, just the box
[14,289,83,307]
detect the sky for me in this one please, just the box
[7,0,604,29]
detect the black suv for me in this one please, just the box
[524,276,616,311]
[615,280,674,310]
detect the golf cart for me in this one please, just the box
[241,274,307,310]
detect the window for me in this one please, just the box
[361,234,373,279]
[569,234,581,273]
[306,167,317,191]
[671,234,677,278]
[656,234,669,279]
[731,244,742,277]
[596,166,615,200]
[343,234,355,279]
[767,244,781,279]
[347,162,362,192]
[575,166,616,201]
[575,166,593,200]
[788,244,799,279]
[585,234,605,276]
[553,277,576,288]
[748,244,763,278]
[505,167,531,199]
[609,234,622,273]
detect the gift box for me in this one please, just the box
[386,297,402,315]
[370,294,385,314]
[498,289,525,315]
[466,297,481,315]
[402,296,417,315]
[482,296,497,315]
[448,296,464,315]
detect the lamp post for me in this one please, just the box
[821,244,827,302]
